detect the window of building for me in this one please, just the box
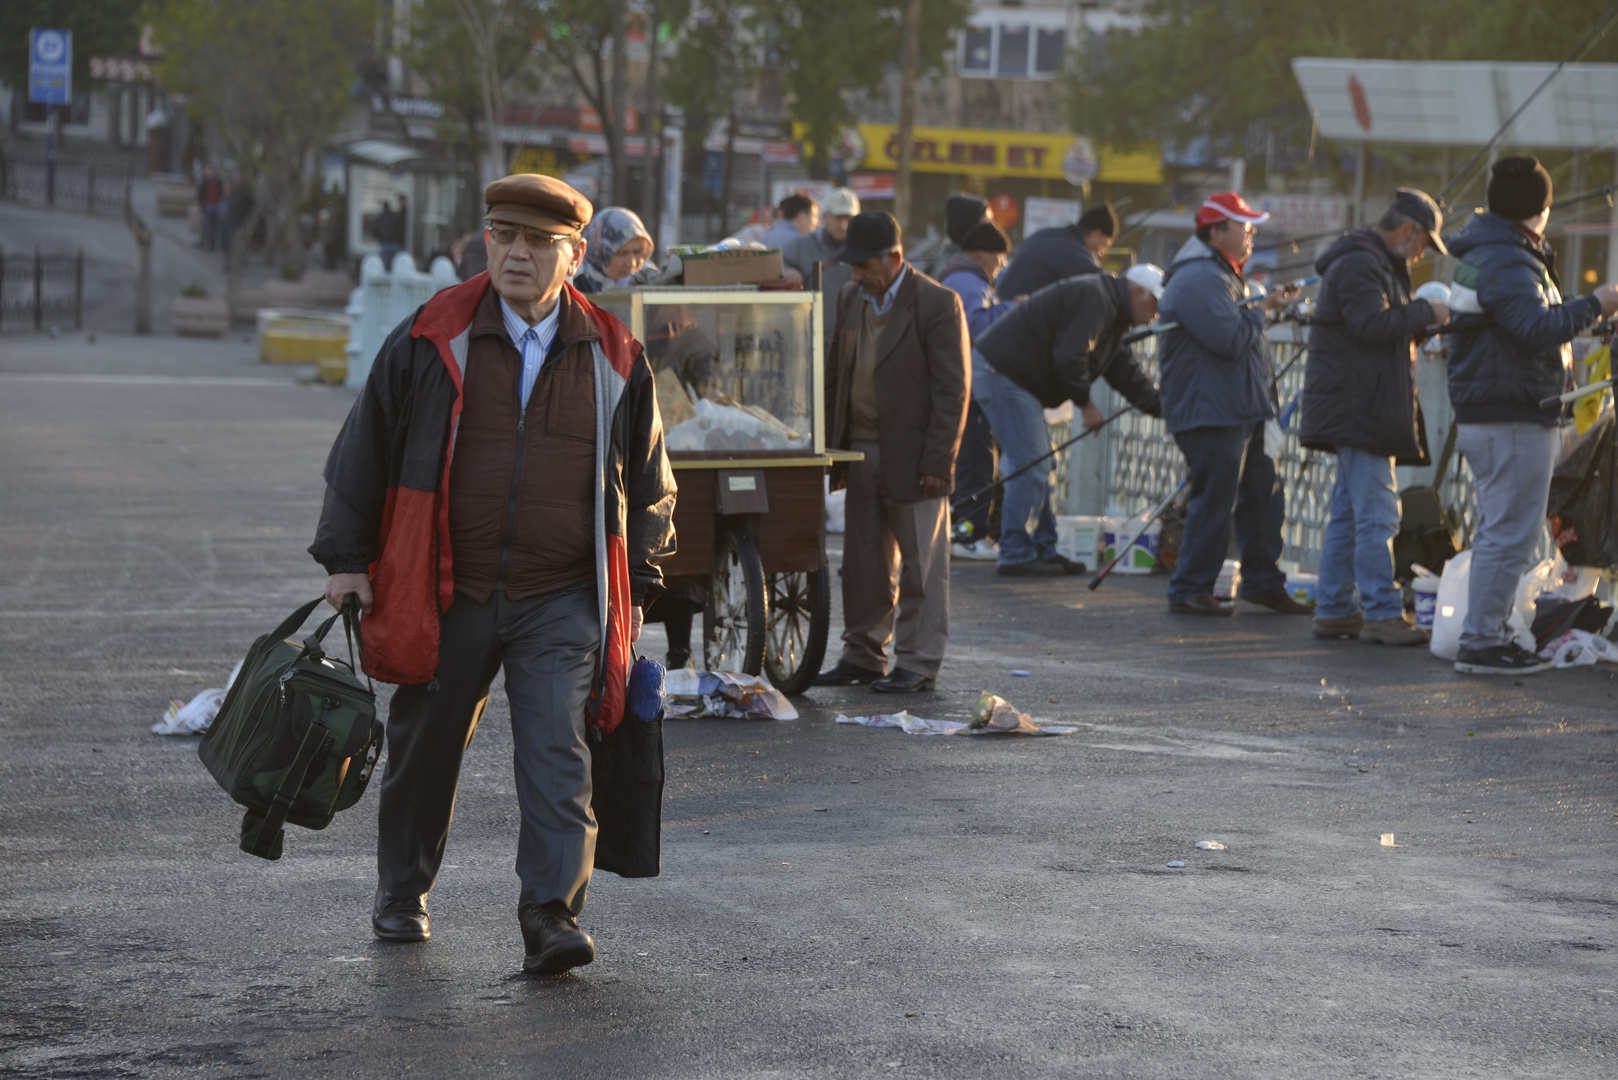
[1035,28,1066,75]
[962,25,993,73]
[997,24,1030,77]
[958,14,1067,80]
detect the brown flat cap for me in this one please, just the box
[484,174,592,235]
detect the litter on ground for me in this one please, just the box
[664,669,798,720]
[835,692,1076,736]
[1196,840,1227,851]
[153,661,242,735]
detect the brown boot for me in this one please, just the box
[1360,617,1428,646]
[1313,615,1364,639]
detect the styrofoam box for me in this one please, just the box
[1055,515,1103,569]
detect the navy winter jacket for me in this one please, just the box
[997,226,1102,299]
[973,272,1160,414]
[1445,212,1601,426]
[1155,237,1273,434]
[1299,228,1434,463]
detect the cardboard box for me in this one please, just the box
[681,247,785,286]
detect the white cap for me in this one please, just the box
[1124,262,1165,299]
[823,188,860,216]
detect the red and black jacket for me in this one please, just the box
[310,275,676,734]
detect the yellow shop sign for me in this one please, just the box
[853,124,1161,184]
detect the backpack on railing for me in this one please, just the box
[198,595,383,860]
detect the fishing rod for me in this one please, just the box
[1119,275,1320,347]
[1541,379,1614,410]
[948,402,1135,515]
[1088,478,1190,591]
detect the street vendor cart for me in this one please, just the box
[596,287,858,694]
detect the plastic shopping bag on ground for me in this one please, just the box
[1429,550,1471,660]
[1507,557,1562,652]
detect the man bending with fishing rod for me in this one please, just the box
[1159,192,1312,617]
[970,264,1168,576]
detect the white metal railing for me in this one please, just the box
[345,251,460,389]
[1054,325,1478,571]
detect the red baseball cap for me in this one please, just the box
[1196,192,1270,229]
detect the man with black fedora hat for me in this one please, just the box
[311,173,676,971]
[815,211,971,694]
[1302,188,1451,648]
[1443,155,1618,675]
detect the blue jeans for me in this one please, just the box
[1316,446,1403,621]
[974,362,1056,566]
[952,400,997,538]
[1169,423,1287,604]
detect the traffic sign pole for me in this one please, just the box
[28,28,73,206]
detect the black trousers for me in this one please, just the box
[376,581,600,913]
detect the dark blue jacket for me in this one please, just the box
[973,272,1160,414]
[1445,212,1601,426]
[1156,237,1272,434]
[938,253,1013,343]
[1300,228,1433,462]
[997,226,1102,298]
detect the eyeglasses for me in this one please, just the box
[485,223,574,249]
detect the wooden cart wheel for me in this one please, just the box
[764,564,830,695]
[704,531,767,675]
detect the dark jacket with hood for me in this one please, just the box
[997,226,1103,299]
[310,276,676,735]
[937,252,1012,342]
[1156,235,1272,434]
[1300,227,1434,463]
[1445,211,1602,425]
[974,272,1160,415]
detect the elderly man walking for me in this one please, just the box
[1159,192,1309,617]
[972,265,1166,576]
[1302,189,1451,646]
[1444,156,1618,674]
[815,213,970,694]
[310,174,676,972]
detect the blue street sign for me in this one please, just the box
[29,28,73,106]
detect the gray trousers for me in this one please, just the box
[839,440,951,679]
[1455,422,1560,651]
[377,581,600,913]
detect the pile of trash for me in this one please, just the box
[836,692,1076,737]
[664,669,798,720]
[153,661,241,736]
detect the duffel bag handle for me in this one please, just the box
[299,594,372,693]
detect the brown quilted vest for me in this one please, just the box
[447,285,598,603]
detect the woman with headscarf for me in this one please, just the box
[573,206,658,293]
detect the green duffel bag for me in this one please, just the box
[198,595,383,861]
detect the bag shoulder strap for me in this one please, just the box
[1432,421,1459,489]
[240,718,333,859]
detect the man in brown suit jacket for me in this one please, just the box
[815,213,970,693]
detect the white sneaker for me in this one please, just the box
[951,539,999,561]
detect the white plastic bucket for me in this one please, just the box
[1055,515,1103,569]
[1102,513,1161,574]
[1286,572,1318,609]
[1214,559,1241,602]
[1412,575,1439,630]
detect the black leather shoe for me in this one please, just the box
[870,669,936,693]
[518,901,596,974]
[1169,595,1235,616]
[814,660,885,687]
[1243,591,1314,615]
[372,886,429,943]
[1057,556,1088,576]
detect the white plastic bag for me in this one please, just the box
[1545,629,1618,667]
[824,475,846,534]
[1507,557,1562,652]
[1429,550,1472,660]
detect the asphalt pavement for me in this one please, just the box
[1,331,1615,1079]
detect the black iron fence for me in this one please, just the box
[0,152,133,216]
[0,249,85,332]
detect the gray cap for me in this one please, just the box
[1390,188,1447,255]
